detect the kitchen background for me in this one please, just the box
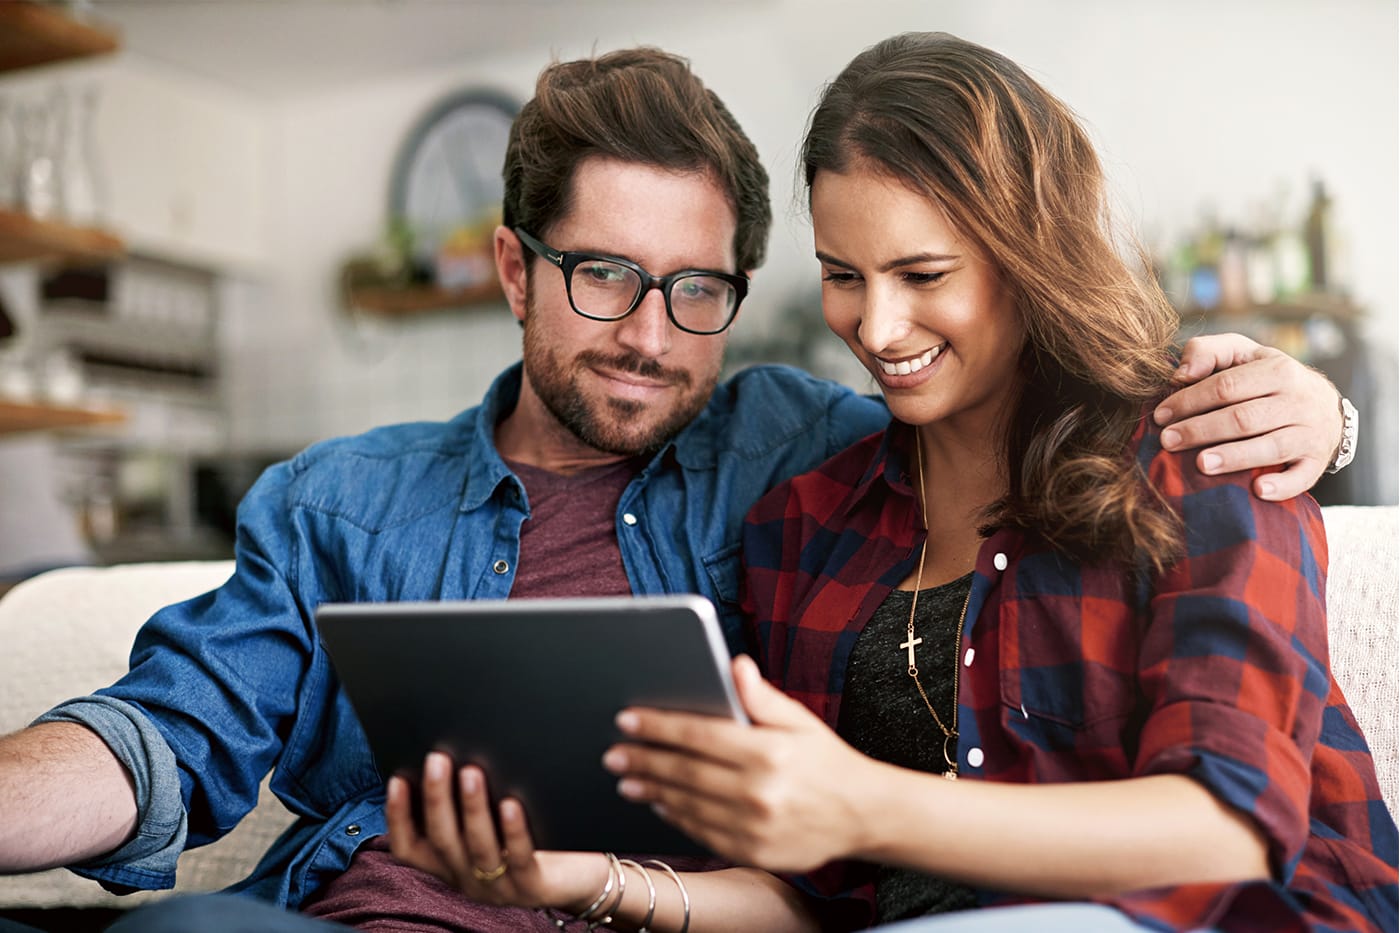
[0,0,1395,579]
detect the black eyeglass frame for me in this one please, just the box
[514,227,748,336]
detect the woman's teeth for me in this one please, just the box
[878,345,942,377]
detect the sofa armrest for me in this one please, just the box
[0,561,296,909]
[1320,505,1399,824]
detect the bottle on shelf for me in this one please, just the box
[1302,176,1333,293]
[1270,182,1310,302]
[17,92,62,220]
[57,83,106,226]
[1217,227,1250,312]
[1160,238,1195,310]
[1245,240,1276,307]
[1186,211,1224,312]
[0,96,19,209]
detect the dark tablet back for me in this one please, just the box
[317,594,744,855]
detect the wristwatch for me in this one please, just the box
[1326,396,1359,474]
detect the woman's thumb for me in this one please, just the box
[733,654,809,727]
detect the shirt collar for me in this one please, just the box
[459,363,527,512]
[845,419,920,518]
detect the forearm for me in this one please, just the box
[0,722,138,872]
[855,767,1269,898]
[582,865,818,933]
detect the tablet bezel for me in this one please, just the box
[316,594,745,855]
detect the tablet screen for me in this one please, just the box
[318,594,745,854]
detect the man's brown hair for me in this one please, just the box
[503,47,771,272]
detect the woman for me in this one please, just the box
[389,33,1396,932]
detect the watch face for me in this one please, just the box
[390,88,518,267]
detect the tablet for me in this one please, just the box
[316,594,746,855]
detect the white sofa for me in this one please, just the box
[0,506,1395,913]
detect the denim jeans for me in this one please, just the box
[110,895,352,932]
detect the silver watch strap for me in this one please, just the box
[1326,396,1358,474]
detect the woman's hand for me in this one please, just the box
[384,752,607,913]
[1156,332,1343,500]
[604,654,880,873]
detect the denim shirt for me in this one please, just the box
[39,362,888,908]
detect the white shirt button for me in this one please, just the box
[993,552,1008,571]
[492,559,509,575]
[967,747,985,768]
[622,513,638,526]
[963,647,975,667]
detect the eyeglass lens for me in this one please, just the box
[570,258,738,333]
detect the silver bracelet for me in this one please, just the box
[643,859,690,933]
[1326,396,1358,474]
[553,852,619,930]
[587,852,626,931]
[619,859,657,932]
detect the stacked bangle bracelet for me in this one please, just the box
[644,859,690,933]
[548,854,688,932]
[618,859,657,931]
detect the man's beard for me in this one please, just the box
[521,306,718,458]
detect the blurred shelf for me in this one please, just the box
[1176,292,1364,370]
[346,279,504,317]
[0,209,125,264]
[0,399,126,436]
[92,528,234,566]
[1176,293,1362,323]
[0,1,119,73]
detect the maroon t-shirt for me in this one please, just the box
[503,457,637,599]
[302,457,722,929]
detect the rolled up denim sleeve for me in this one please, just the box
[100,457,329,846]
[32,695,187,892]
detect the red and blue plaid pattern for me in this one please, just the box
[741,418,1398,932]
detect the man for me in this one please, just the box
[0,48,1350,933]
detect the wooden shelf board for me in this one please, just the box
[348,279,504,316]
[1179,294,1362,323]
[0,399,126,436]
[0,2,119,73]
[0,209,124,264]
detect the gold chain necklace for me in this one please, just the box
[899,433,972,780]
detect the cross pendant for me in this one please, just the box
[899,634,923,668]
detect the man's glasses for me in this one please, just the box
[514,228,747,336]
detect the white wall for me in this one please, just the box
[0,54,272,269]
[94,57,272,271]
[219,0,1397,496]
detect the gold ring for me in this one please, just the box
[471,858,509,883]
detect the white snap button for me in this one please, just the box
[492,559,509,574]
[993,552,1008,571]
[622,513,638,526]
[967,747,984,768]
[346,824,361,836]
[963,647,975,667]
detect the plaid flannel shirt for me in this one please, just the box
[741,418,1398,933]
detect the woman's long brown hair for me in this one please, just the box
[803,32,1183,572]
